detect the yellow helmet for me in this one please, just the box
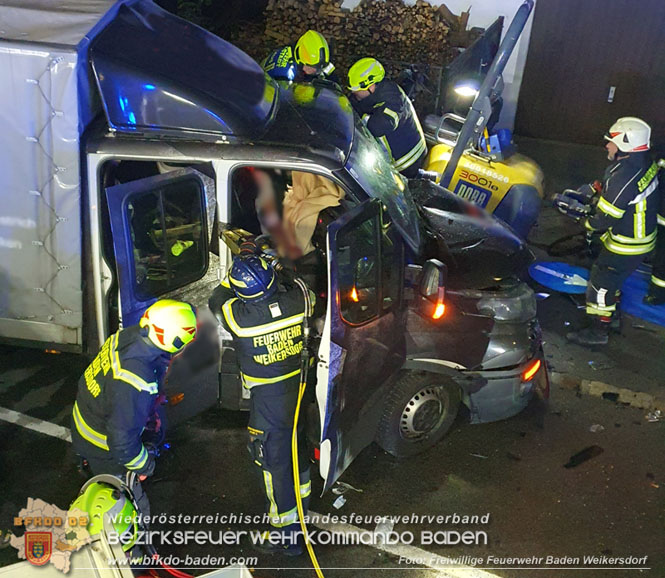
[348,57,385,91]
[294,30,330,71]
[139,299,197,353]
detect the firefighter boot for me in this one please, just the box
[610,309,621,334]
[566,317,611,347]
[251,530,304,557]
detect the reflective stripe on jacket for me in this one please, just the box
[586,153,659,256]
[72,326,167,475]
[352,79,427,173]
[219,284,308,390]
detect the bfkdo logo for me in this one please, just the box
[25,532,52,566]
[12,499,92,573]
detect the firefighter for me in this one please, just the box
[347,57,427,178]
[71,300,197,480]
[644,159,665,305]
[567,117,659,346]
[262,30,338,84]
[209,255,312,556]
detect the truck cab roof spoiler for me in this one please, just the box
[89,0,278,140]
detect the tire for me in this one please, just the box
[376,372,461,458]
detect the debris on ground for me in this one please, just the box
[536,293,551,300]
[332,481,364,495]
[646,472,659,488]
[332,495,347,509]
[645,409,663,422]
[506,452,522,461]
[589,424,605,433]
[0,530,13,549]
[470,453,488,459]
[374,517,395,544]
[588,360,615,371]
[564,445,604,468]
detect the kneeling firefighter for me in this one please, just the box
[567,117,659,346]
[71,300,197,510]
[209,254,313,556]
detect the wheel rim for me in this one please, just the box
[399,386,449,441]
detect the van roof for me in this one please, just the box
[0,0,116,46]
[87,1,355,163]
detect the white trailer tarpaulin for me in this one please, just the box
[0,1,116,346]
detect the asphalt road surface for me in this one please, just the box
[0,344,663,578]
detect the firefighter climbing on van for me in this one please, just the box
[567,117,659,347]
[347,57,427,178]
[71,300,197,483]
[262,30,338,84]
[209,254,313,556]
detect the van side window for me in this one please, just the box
[127,178,207,298]
[337,214,380,325]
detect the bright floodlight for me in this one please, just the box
[454,83,479,98]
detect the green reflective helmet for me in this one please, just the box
[71,477,138,552]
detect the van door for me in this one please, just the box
[317,199,407,491]
[105,168,213,326]
[105,167,219,426]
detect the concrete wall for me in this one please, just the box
[341,0,536,131]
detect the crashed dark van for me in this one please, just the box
[0,0,547,490]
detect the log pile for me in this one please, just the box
[228,0,472,80]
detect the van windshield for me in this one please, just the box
[346,120,421,252]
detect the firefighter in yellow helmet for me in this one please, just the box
[262,30,339,84]
[347,57,427,178]
[71,300,197,480]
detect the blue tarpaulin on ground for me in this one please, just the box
[530,261,665,327]
[620,266,665,327]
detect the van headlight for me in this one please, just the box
[477,283,537,323]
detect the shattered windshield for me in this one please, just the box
[346,120,421,252]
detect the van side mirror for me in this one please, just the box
[418,259,447,320]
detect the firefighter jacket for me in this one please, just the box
[351,79,427,174]
[216,281,309,390]
[586,152,660,256]
[71,326,170,476]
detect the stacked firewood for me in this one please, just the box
[228,0,470,79]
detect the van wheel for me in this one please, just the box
[376,373,460,458]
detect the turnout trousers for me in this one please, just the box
[647,217,665,301]
[247,379,311,540]
[586,248,646,318]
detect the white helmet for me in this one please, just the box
[604,117,651,153]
